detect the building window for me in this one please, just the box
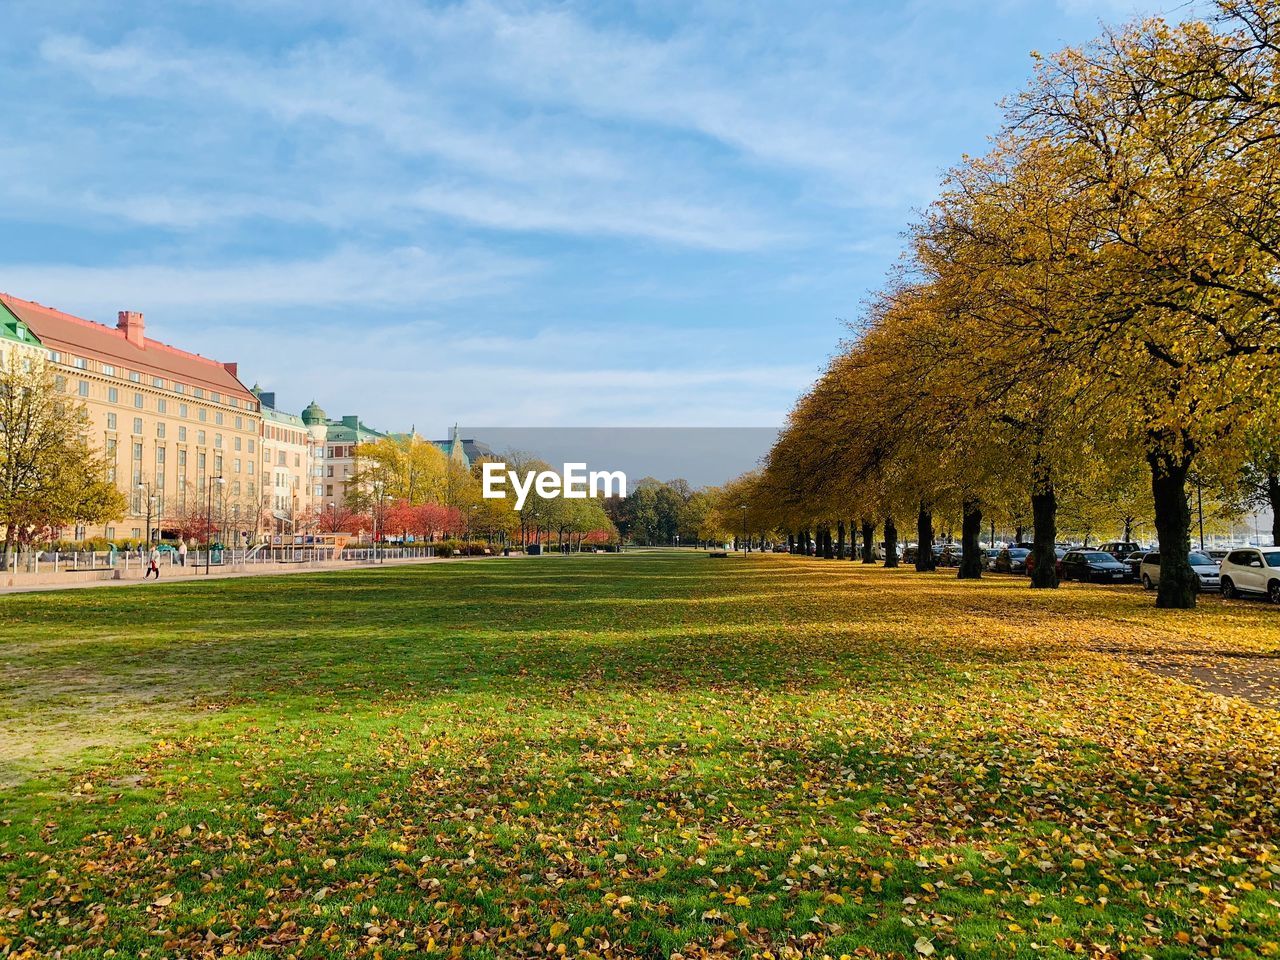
[134,393,143,409]
[248,439,255,453]
[215,434,223,449]
[179,403,188,418]
[133,417,143,434]
[156,447,166,466]
[174,383,185,395]
[234,436,242,451]
[198,408,207,422]
[178,426,187,442]
[133,442,143,461]
[178,450,187,469]
[77,380,89,397]
[248,461,254,475]
[106,527,115,540]
[235,458,241,473]
[197,430,206,445]
[108,387,118,403]
[194,387,204,399]
[152,376,164,388]
[215,411,224,425]
[157,398,167,414]
[102,364,115,377]
[157,423,165,439]
[73,357,87,370]
[235,416,243,429]
[106,413,117,430]
[211,391,220,403]
[214,455,223,474]
[326,484,333,496]
[129,371,140,383]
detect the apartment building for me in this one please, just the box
[0,294,262,542]
[301,402,387,507]
[254,388,321,532]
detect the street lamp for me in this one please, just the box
[328,501,338,533]
[205,475,224,575]
[739,504,748,553]
[136,481,158,546]
[372,483,385,564]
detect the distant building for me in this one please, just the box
[431,424,492,468]
[302,403,387,506]
[253,387,321,533]
[0,293,261,542]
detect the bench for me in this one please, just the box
[709,551,729,558]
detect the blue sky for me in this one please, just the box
[2,0,1184,432]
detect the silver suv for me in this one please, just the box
[1219,547,1280,603]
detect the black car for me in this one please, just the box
[937,544,963,567]
[1060,549,1129,583]
[993,547,1030,574]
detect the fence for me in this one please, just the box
[1,544,446,577]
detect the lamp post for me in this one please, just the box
[137,481,158,546]
[372,483,384,564]
[739,504,748,553]
[328,501,338,534]
[205,475,224,575]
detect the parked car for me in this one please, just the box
[1122,550,1147,581]
[1025,546,1067,576]
[1098,541,1142,560]
[1060,549,1129,583]
[1139,551,1220,592]
[1219,547,1280,602]
[937,544,963,567]
[993,547,1030,574]
[982,547,1003,570]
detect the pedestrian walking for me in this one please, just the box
[145,546,161,579]
[178,540,187,567]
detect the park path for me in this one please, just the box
[0,551,528,595]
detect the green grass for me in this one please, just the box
[2,553,1279,958]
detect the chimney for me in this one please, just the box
[117,311,145,348]
[223,361,238,378]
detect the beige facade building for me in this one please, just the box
[254,389,321,532]
[0,294,262,543]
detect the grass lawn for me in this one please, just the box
[2,552,1279,959]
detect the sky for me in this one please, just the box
[1,0,1191,435]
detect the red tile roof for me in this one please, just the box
[0,293,257,402]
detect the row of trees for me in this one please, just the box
[347,435,619,548]
[749,0,1280,608]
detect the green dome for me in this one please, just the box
[301,400,327,425]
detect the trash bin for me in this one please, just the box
[503,547,511,557]
[527,543,542,556]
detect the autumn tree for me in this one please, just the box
[0,362,125,558]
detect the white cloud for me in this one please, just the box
[0,246,538,310]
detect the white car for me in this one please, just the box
[1139,551,1220,592]
[1219,547,1280,603]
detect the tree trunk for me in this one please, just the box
[883,515,898,568]
[1014,525,1025,544]
[836,520,846,559]
[822,525,835,560]
[915,505,935,572]
[1268,472,1280,545]
[787,532,795,554]
[1149,445,1198,609]
[860,518,874,563]
[1122,517,1133,543]
[958,500,983,579]
[1030,487,1059,589]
